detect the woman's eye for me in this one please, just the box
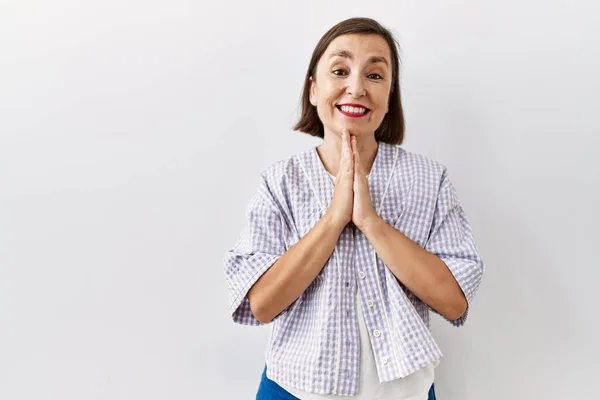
[332,69,348,76]
[368,73,383,80]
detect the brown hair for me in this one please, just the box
[293,17,405,145]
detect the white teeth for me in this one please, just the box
[340,105,366,114]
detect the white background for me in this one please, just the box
[1,1,598,399]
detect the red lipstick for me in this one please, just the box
[336,103,370,118]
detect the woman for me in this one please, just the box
[224,17,484,400]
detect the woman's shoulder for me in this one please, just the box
[387,144,448,179]
[251,147,314,207]
[257,147,314,186]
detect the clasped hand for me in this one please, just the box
[327,129,380,231]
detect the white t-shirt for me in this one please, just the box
[277,171,437,399]
[279,294,436,399]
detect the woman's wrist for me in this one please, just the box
[322,210,350,235]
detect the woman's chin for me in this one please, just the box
[322,122,375,139]
[337,125,374,138]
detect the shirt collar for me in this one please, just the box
[297,141,399,216]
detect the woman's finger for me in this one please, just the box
[343,129,350,162]
[339,130,345,166]
[351,136,360,175]
[342,129,351,175]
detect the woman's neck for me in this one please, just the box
[317,130,379,177]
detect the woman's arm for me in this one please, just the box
[360,217,468,321]
[249,130,356,324]
[356,168,484,326]
[248,212,346,323]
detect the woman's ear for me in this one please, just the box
[309,76,316,106]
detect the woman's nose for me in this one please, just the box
[346,75,366,98]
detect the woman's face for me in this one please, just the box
[310,33,393,139]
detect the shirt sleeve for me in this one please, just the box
[424,168,485,327]
[223,176,289,326]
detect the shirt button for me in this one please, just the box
[367,300,374,308]
[382,357,389,365]
[358,271,366,279]
[373,329,381,338]
[345,282,350,287]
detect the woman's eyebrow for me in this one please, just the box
[329,50,389,66]
[329,50,354,60]
[369,56,389,66]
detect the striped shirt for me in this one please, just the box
[224,142,485,396]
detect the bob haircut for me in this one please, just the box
[293,17,405,145]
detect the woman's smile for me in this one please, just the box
[336,103,371,118]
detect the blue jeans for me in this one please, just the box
[256,364,437,399]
